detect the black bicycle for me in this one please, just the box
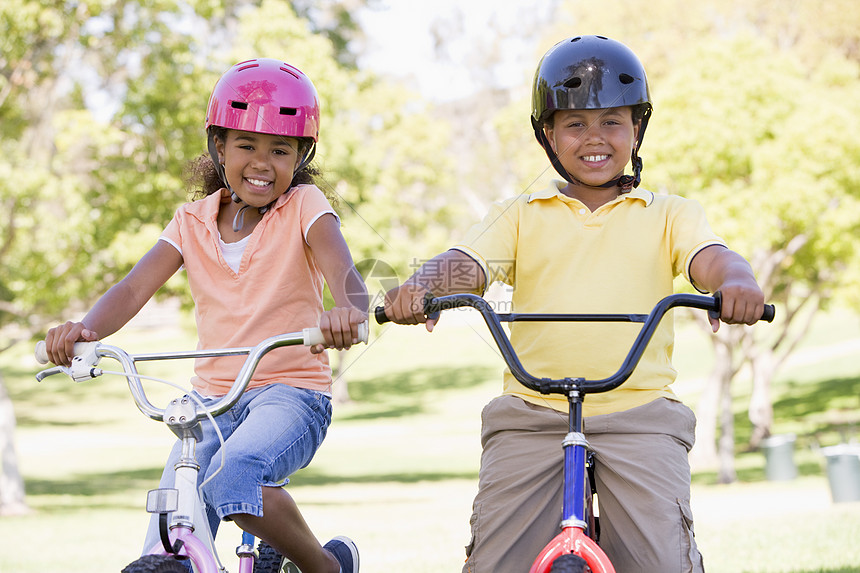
[375,292,774,572]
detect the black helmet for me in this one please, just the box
[531,35,652,189]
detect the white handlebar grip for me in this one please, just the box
[357,320,369,344]
[303,327,325,347]
[303,321,370,347]
[35,341,49,364]
[35,341,99,365]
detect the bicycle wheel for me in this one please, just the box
[549,553,589,573]
[121,554,189,573]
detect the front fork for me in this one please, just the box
[528,390,615,573]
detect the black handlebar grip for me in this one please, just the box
[374,306,390,324]
[710,291,776,323]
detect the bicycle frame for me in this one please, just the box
[35,323,367,573]
[377,292,774,573]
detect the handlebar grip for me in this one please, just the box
[374,306,390,324]
[34,340,100,365]
[709,291,776,323]
[303,320,370,346]
[34,341,49,364]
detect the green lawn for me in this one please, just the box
[2,307,859,572]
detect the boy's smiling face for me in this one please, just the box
[544,106,640,190]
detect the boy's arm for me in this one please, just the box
[689,244,765,332]
[383,249,486,331]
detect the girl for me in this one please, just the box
[44,58,364,573]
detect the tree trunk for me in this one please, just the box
[0,376,28,515]
[690,367,721,470]
[691,329,740,479]
[717,364,737,484]
[747,351,776,448]
[330,349,352,405]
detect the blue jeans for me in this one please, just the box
[143,384,332,550]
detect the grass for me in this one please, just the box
[2,306,859,572]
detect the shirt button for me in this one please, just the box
[578,208,586,215]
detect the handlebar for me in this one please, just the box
[374,294,774,396]
[34,322,369,421]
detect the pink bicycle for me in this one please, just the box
[35,322,368,573]
[376,292,773,572]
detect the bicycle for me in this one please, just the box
[375,292,774,573]
[35,321,369,573]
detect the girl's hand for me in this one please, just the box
[44,321,100,366]
[310,306,369,354]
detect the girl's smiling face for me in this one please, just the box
[215,129,301,208]
[544,106,639,190]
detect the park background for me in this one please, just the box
[2,0,860,571]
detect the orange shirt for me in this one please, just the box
[160,185,337,396]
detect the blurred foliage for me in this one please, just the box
[0,0,458,345]
[1,0,859,375]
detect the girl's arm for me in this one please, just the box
[44,240,184,365]
[305,213,368,354]
[689,244,765,332]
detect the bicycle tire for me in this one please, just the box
[549,553,589,573]
[255,540,296,573]
[121,554,190,573]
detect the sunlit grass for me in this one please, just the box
[3,306,859,572]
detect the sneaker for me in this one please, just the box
[323,535,359,573]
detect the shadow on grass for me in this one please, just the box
[340,364,496,421]
[692,459,824,486]
[288,466,478,487]
[733,375,860,446]
[793,569,860,573]
[24,463,477,507]
[693,374,860,486]
[25,466,163,498]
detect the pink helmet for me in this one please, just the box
[205,58,320,142]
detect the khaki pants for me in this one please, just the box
[462,396,705,573]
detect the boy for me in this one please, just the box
[382,36,765,572]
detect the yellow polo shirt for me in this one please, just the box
[453,180,725,416]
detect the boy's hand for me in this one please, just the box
[382,279,438,332]
[710,281,765,332]
[311,306,369,354]
[44,321,99,366]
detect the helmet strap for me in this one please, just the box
[229,190,273,233]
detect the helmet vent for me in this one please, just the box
[279,107,298,116]
[279,66,300,79]
[619,73,635,84]
[563,77,582,89]
[230,101,249,110]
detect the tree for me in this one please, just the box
[524,0,860,481]
[1,0,462,510]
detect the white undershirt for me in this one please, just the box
[219,233,251,272]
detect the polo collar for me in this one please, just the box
[528,180,655,207]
